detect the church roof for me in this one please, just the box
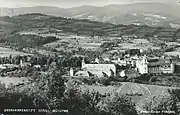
[82,64,116,77]
[148,59,173,67]
[83,64,116,69]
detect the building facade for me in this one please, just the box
[148,58,174,74]
[135,56,148,74]
[81,59,116,77]
[135,57,174,74]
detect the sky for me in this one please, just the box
[0,0,179,8]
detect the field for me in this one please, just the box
[0,77,30,87]
[81,43,101,50]
[43,36,162,54]
[118,40,160,50]
[0,47,28,57]
[43,34,103,51]
[165,47,180,56]
[165,51,180,56]
[132,39,150,44]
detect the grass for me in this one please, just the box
[165,51,180,56]
[132,39,150,44]
[118,39,160,50]
[80,82,178,104]
[80,43,101,49]
[0,77,30,87]
[0,47,28,57]
[43,34,103,51]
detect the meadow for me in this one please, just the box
[0,77,30,87]
[0,47,28,57]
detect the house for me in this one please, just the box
[80,59,116,77]
[111,58,127,66]
[121,34,137,40]
[33,65,41,68]
[75,71,90,77]
[20,59,31,67]
[120,70,126,77]
[69,68,74,76]
[148,58,174,74]
[135,56,174,74]
[111,55,139,67]
[0,65,7,70]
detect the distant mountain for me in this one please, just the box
[0,6,66,16]
[1,13,180,40]
[1,3,180,27]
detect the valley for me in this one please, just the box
[0,10,180,115]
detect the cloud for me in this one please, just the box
[0,0,178,8]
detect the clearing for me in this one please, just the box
[0,47,28,57]
[0,77,31,87]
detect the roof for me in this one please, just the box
[82,64,116,77]
[83,64,116,70]
[148,59,173,67]
[75,71,89,77]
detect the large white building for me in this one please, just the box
[135,56,174,74]
[148,58,174,74]
[80,59,116,77]
[136,56,148,74]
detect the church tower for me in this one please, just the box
[82,58,86,68]
[170,60,174,73]
[136,55,148,74]
[142,55,148,74]
[20,59,23,66]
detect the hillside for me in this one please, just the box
[80,82,178,103]
[1,3,180,27]
[1,13,180,40]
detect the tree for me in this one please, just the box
[62,80,102,115]
[97,92,137,115]
[26,67,65,109]
[138,93,178,115]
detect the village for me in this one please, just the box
[0,42,179,88]
[1,12,180,114]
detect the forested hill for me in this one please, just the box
[1,3,180,27]
[0,13,180,40]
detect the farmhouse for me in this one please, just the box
[80,59,116,77]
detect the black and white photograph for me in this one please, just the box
[0,0,180,115]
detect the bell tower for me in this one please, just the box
[82,58,86,68]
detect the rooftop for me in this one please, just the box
[148,58,173,67]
